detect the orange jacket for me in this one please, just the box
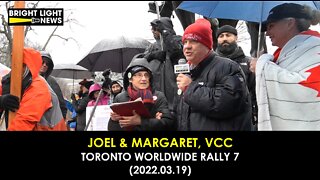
[7,48,67,131]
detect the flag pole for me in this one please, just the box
[9,1,25,125]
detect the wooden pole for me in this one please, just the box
[9,1,25,125]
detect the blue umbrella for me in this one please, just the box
[178,1,320,56]
[178,1,320,23]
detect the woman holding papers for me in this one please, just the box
[108,57,175,131]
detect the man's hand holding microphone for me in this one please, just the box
[174,58,192,95]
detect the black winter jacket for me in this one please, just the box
[217,46,257,126]
[143,17,184,110]
[108,91,175,131]
[73,92,90,131]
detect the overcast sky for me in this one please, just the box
[3,1,320,66]
[25,1,185,66]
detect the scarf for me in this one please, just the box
[127,86,154,104]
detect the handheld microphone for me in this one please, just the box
[174,58,190,74]
[174,58,190,95]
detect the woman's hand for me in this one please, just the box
[155,112,162,120]
[110,112,122,122]
[119,110,141,128]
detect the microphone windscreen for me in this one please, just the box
[178,58,187,65]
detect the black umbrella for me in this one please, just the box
[51,63,93,92]
[51,63,92,79]
[77,36,151,73]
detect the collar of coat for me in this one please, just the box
[190,52,216,78]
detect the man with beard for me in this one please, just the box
[216,25,257,129]
[110,80,123,100]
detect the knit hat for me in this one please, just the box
[182,18,213,50]
[128,66,150,79]
[261,3,311,31]
[217,25,238,37]
[111,80,123,87]
[123,57,153,90]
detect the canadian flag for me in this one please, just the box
[299,65,320,97]
[257,33,320,130]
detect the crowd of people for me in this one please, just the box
[0,3,319,131]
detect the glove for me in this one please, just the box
[0,94,20,112]
[155,21,176,39]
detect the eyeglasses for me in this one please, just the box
[133,73,150,79]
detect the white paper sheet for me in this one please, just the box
[86,105,111,131]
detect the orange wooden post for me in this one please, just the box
[9,1,25,124]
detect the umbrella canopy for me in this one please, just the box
[178,1,320,23]
[77,36,151,73]
[0,63,11,84]
[51,63,92,79]
[178,1,320,57]
[0,63,11,78]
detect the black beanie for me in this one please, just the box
[217,25,238,37]
[111,81,121,87]
[129,66,150,77]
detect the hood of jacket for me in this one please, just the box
[24,48,42,79]
[88,83,102,99]
[151,17,176,35]
[40,51,54,79]
[123,57,153,91]
[1,48,40,99]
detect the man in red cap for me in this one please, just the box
[174,18,253,131]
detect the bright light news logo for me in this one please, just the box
[8,8,63,26]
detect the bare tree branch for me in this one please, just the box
[42,26,59,50]
[27,1,40,8]
[1,1,81,64]
[52,34,77,42]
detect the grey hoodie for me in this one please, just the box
[40,52,67,119]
